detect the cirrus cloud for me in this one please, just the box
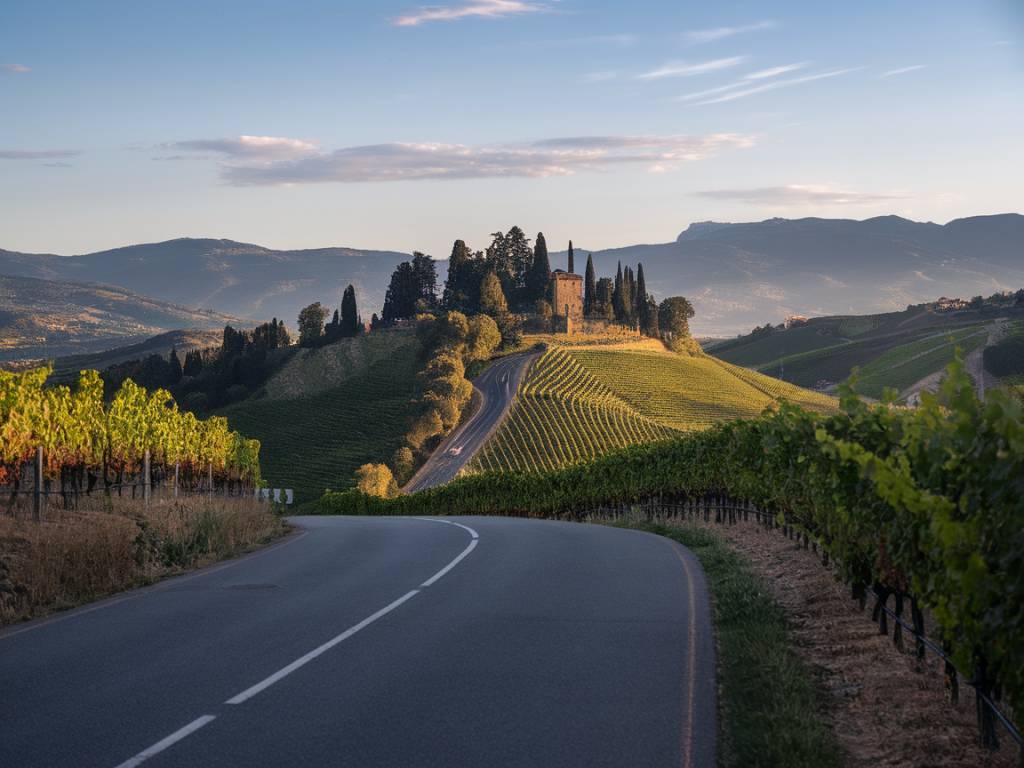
[179,133,755,186]
[2,63,30,73]
[393,0,546,27]
[695,184,907,206]
[165,135,318,159]
[0,149,81,160]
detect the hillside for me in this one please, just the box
[710,300,1024,396]
[0,274,234,363]
[42,329,222,384]
[219,330,421,503]
[555,214,1024,336]
[0,238,409,328]
[471,342,835,473]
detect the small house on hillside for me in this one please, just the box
[551,247,583,333]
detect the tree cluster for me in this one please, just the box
[382,253,437,323]
[298,284,363,348]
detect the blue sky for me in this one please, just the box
[1,0,1021,257]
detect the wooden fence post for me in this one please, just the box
[173,462,179,499]
[143,450,151,506]
[208,463,214,497]
[34,445,43,522]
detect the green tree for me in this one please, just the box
[486,226,532,308]
[596,277,614,321]
[567,240,575,274]
[297,302,328,347]
[466,314,502,361]
[637,263,654,334]
[442,239,474,311]
[392,446,415,485]
[479,270,509,317]
[658,296,695,351]
[584,254,597,315]
[526,232,552,305]
[613,262,624,322]
[341,284,360,336]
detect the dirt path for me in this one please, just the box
[902,319,1009,404]
[685,519,1017,767]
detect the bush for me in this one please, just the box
[983,333,1024,377]
[354,463,397,498]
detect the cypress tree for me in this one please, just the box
[637,263,651,333]
[442,239,472,311]
[568,240,575,274]
[526,232,551,305]
[584,254,597,315]
[341,284,359,335]
[168,348,183,384]
[613,262,624,321]
[479,270,508,317]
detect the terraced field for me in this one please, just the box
[471,344,837,473]
[221,335,421,503]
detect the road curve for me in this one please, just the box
[404,351,538,492]
[0,516,715,768]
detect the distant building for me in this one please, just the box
[784,315,809,329]
[551,250,583,333]
[935,296,969,312]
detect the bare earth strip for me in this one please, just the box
[679,520,1017,768]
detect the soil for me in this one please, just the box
[679,518,1018,768]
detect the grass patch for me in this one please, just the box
[622,521,841,768]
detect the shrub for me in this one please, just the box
[354,463,397,498]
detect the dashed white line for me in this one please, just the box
[113,715,217,768]
[225,589,421,705]
[109,518,480,767]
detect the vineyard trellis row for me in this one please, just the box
[322,356,1023,751]
[1,366,261,512]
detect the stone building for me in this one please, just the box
[551,248,583,332]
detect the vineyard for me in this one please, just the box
[470,345,836,473]
[320,357,1024,749]
[1,366,261,509]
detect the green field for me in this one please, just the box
[854,325,987,398]
[471,344,836,473]
[220,331,421,503]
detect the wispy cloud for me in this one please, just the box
[880,64,925,78]
[165,135,319,159]
[2,63,30,73]
[685,20,775,44]
[638,56,746,80]
[693,67,860,104]
[0,149,80,160]
[695,184,906,206]
[41,162,74,168]
[180,133,755,186]
[744,63,805,80]
[393,0,546,27]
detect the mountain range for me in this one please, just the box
[1,214,1021,353]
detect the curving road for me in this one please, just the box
[404,352,538,492]
[0,516,715,768]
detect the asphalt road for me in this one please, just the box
[0,516,715,768]
[404,352,538,492]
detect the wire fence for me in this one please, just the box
[567,494,1021,756]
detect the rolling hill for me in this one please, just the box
[471,342,835,474]
[556,214,1024,336]
[709,299,1024,397]
[218,330,421,503]
[0,237,410,329]
[0,274,234,363]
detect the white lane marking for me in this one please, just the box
[113,715,217,768]
[111,518,480,767]
[421,539,478,587]
[225,589,419,705]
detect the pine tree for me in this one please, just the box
[168,348,183,384]
[568,240,575,274]
[584,254,597,316]
[526,232,551,305]
[341,284,359,335]
[442,240,472,310]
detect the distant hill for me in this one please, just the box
[0,274,235,363]
[0,237,411,328]
[41,329,223,384]
[556,214,1024,336]
[708,298,1024,398]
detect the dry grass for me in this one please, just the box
[0,495,286,625]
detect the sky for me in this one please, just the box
[1,0,1022,258]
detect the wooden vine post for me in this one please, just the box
[33,445,43,522]
[143,450,151,506]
